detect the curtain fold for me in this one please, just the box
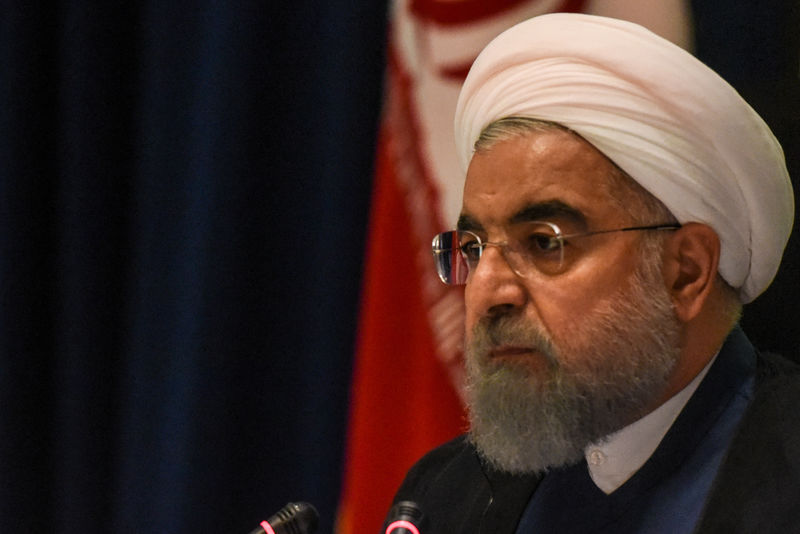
[1,2,387,532]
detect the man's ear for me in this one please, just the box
[662,223,721,322]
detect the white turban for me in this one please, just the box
[454,13,794,303]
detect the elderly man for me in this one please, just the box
[386,13,797,533]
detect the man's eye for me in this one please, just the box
[527,233,561,253]
[459,240,482,261]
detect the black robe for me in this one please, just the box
[388,328,800,533]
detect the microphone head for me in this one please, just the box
[384,501,424,534]
[265,502,318,534]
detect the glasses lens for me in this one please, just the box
[432,231,471,285]
[507,221,565,276]
[432,222,566,285]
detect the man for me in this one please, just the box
[386,13,798,533]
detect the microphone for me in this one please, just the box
[384,501,424,534]
[249,502,319,534]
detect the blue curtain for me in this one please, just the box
[1,2,387,532]
[0,1,797,534]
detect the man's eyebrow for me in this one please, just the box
[456,200,587,232]
[509,200,587,227]
[456,214,482,232]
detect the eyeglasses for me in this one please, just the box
[431,221,681,285]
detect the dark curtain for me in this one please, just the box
[1,2,798,534]
[1,2,387,533]
[692,0,800,357]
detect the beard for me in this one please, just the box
[465,241,681,475]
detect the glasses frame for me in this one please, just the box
[431,221,681,285]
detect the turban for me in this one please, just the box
[454,13,794,303]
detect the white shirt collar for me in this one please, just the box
[583,355,718,494]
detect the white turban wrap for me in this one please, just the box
[455,13,794,303]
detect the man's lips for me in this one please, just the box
[489,345,537,360]
[486,344,554,374]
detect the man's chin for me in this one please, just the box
[468,429,586,475]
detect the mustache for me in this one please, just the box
[469,314,559,367]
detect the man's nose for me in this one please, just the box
[466,245,527,317]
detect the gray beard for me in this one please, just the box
[465,248,681,475]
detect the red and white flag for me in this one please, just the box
[337,1,692,531]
